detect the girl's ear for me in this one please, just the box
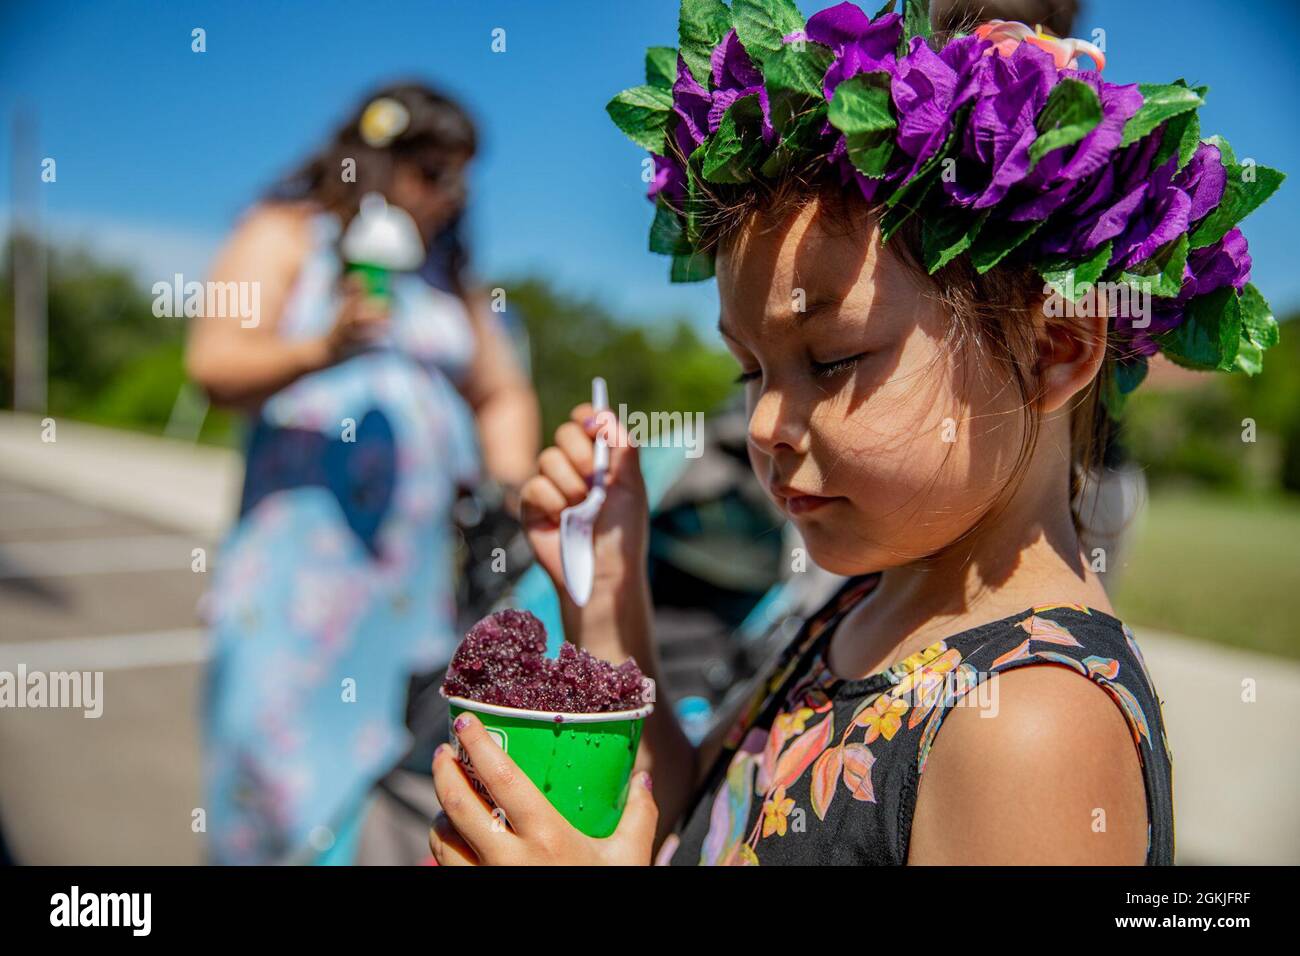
[1035,288,1109,416]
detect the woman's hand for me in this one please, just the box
[428,712,658,866]
[520,404,649,599]
[323,275,390,362]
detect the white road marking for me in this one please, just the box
[0,534,207,578]
[0,628,208,671]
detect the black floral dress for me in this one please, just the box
[664,573,1176,865]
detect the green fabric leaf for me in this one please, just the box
[733,0,806,68]
[1150,108,1201,172]
[764,40,833,97]
[1120,234,1190,300]
[645,47,679,89]
[605,85,674,152]
[649,203,692,256]
[1161,285,1242,371]
[900,0,932,55]
[683,148,710,245]
[700,95,768,184]
[880,174,937,243]
[845,130,894,178]
[671,250,716,283]
[1038,241,1112,300]
[828,72,896,135]
[1119,82,1204,149]
[969,219,1044,273]
[1189,161,1285,248]
[758,105,828,177]
[921,211,986,273]
[1233,331,1263,375]
[1101,357,1149,417]
[872,0,898,17]
[1028,79,1102,170]
[679,0,732,85]
[1239,282,1279,350]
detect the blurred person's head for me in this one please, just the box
[273,80,479,287]
[931,0,1079,37]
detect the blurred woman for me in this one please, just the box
[187,82,538,864]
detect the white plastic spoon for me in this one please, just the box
[559,377,609,607]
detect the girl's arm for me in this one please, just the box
[907,664,1149,864]
[454,286,541,496]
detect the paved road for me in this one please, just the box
[0,476,208,864]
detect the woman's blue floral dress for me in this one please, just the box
[202,215,480,863]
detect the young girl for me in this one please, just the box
[429,1,1279,866]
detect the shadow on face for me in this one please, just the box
[715,194,1034,579]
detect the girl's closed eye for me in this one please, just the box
[733,367,761,385]
[811,351,868,380]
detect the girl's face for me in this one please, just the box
[716,197,1031,576]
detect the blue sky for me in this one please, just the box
[2,0,1297,328]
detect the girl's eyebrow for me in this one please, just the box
[718,296,844,341]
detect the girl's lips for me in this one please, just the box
[782,493,838,516]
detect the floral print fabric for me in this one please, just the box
[667,574,1176,865]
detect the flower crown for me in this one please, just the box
[606,0,1284,414]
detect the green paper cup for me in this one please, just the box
[343,261,393,300]
[446,695,653,838]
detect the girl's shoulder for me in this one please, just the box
[901,603,1175,863]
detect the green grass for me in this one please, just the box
[1112,487,1300,661]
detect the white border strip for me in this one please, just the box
[444,694,654,724]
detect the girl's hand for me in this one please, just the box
[429,712,657,866]
[520,404,649,600]
[323,274,390,362]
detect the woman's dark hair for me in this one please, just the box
[270,80,478,292]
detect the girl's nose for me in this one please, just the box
[747,386,808,457]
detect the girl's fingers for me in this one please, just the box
[553,421,595,476]
[428,812,481,866]
[432,743,515,859]
[538,447,589,504]
[519,474,567,526]
[607,771,659,865]
[450,712,557,837]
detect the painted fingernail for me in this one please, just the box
[641,772,654,791]
[434,743,450,759]
[583,416,597,429]
[452,714,472,734]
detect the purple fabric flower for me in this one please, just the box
[794,3,903,101]
[706,31,775,144]
[1121,227,1250,355]
[650,37,775,206]
[1174,141,1227,223]
[1112,155,1193,268]
[1007,71,1142,221]
[647,153,686,205]
[1037,129,1164,257]
[944,41,1058,209]
[890,35,986,181]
